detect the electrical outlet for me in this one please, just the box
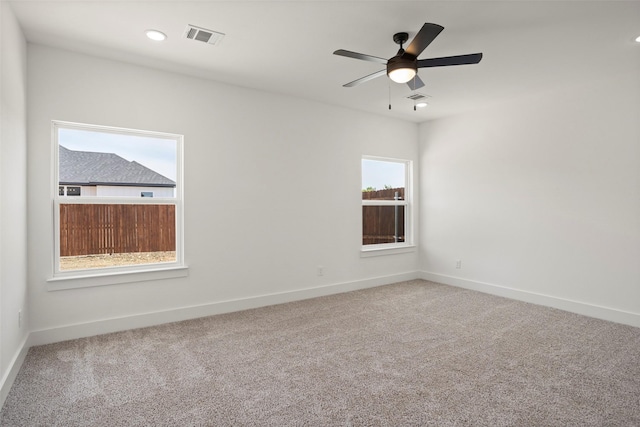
[317,266,324,276]
[18,310,22,328]
[456,260,462,269]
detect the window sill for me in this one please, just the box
[47,265,189,291]
[360,244,416,258]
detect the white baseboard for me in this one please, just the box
[28,271,421,347]
[420,271,640,328]
[0,335,29,409]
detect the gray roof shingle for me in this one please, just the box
[59,145,176,187]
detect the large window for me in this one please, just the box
[52,121,184,278]
[361,156,412,249]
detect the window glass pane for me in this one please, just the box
[58,128,177,198]
[362,159,405,200]
[59,203,176,271]
[362,205,405,245]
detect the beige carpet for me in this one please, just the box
[2,280,639,426]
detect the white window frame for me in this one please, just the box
[48,121,187,290]
[361,155,414,256]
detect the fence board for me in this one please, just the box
[60,204,175,256]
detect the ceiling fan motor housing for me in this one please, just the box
[387,54,416,72]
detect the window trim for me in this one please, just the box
[50,120,186,287]
[361,155,414,254]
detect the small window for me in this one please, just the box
[361,157,411,248]
[66,186,81,196]
[53,121,184,278]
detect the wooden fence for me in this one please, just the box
[361,187,405,201]
[362,187,405,245]
[59,204,175,257]
[60,189,403,255]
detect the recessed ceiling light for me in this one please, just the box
[416,102,428,108]
[145,30,167,41]
[635,35,640,43]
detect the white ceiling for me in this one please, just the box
[8,1,640,123]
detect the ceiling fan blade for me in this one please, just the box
[417,53,483,68]
[406,74,425,90]
[404,23,444,58]
[333,49,388,64]
[343,69,386,87]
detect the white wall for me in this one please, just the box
[419,63,640,325]
[27,45,419,340]
[0,1,29,404]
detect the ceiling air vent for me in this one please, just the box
[183,25,225,46]
[406,93,430,101]
[407,92,431,109]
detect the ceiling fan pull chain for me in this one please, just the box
[388,81,392,110]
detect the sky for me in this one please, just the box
[362,159,405,190]
[58,128,177,181]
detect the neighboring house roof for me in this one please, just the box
[59,145,176,187]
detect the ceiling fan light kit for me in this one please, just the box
[387,58,417,83]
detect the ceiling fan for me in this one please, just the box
[333,23,483,90]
